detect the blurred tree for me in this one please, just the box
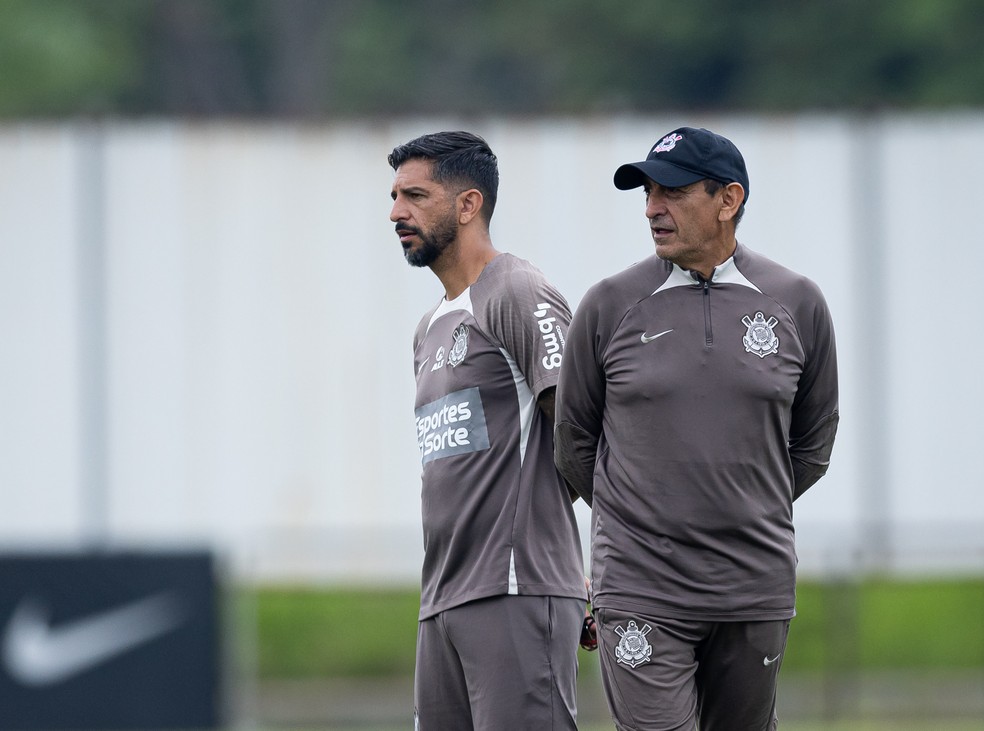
[137,0,256,115]
[0,0,142,116]
[260,0,361,117]
[1,0,983,119]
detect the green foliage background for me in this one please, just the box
[3,0,984,119]
[251,579,984,679]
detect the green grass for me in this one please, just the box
[786,578,984,671]
[253,586,419,678]
[244,580,984,728]
[248,577,984,679]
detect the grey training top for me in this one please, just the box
[555,245,839,622]
[413,253,586,620]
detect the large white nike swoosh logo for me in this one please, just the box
[2,592,187,686]
[641,329,673,343]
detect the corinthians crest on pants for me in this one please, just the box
[614,620,652,668]
[742,312,780,358]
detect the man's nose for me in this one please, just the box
[645,192,666,218]
[389,199,404,222]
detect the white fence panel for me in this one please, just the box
[1,114,981,582]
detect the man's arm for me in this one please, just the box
[789,292,840,500]
[790,413,839,500]
[542,387,599,651]
[537,387,580,502]
[536,386,557,422]
[553,295,606,507]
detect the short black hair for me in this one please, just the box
[388,131,499,223]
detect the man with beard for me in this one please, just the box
[387,130,590,730]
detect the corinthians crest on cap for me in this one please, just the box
[614,620,653,669]
[742,312,780,358]
[448,324,469,367]
[652,133,683,154]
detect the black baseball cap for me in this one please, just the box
[613,126,749,202]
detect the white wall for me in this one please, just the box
[1,114,981,583]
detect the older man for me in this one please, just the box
[555,126,839,731]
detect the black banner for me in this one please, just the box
[0,550,221,730]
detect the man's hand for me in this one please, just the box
[579,612,598,651]
[579,576,597,651]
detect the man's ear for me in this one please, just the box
[719,182,745,222]
[457,188,485,225]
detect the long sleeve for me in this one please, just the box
[789,287,840,500]
[554,286,608,507]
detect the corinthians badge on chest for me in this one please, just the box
[447,324,469,367]
[742,312,780,358]
[614,620,653,668]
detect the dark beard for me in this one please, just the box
[401,215,458,268]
